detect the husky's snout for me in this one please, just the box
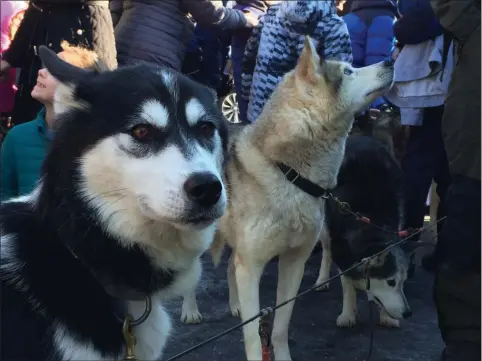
[403,309,412,319]
[184,172,222,208]
[372,285,411,320]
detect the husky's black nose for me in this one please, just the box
[402,310,412,319]
[184,172,222,207]
[383,58,394,67]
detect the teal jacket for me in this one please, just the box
[0,108,51,201]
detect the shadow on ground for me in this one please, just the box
[164,247,442,361]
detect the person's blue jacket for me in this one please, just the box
[394,0,444,46]
[343,0,399,108]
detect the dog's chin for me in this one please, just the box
[137,199,220,231]
[365,78,394,98]
[171,216,218,231]
[373,296,402,320]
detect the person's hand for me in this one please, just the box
[0,60,12,81]
[244,12,259,27]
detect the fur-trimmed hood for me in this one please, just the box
[275,0,337,23]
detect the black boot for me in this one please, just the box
[441,341,481,361]
[434,267,481,361]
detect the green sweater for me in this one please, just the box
[0,109,51,201]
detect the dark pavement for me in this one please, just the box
[163,247,443,361]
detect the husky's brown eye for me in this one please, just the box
[387,279,396,287]
[198,122,216,138]
[131,124,151,140]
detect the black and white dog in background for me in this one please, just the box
[0,46,228,360]
[315,135,413,328]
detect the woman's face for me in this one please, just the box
[31,51,73,104]
[30,66,60,104]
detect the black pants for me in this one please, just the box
[433,173,481,360]
[402,106,451,239]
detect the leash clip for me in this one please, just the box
[121,295,152,361]
[259,308,273,361]
[122,315,138,361]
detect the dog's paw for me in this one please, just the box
[314,280,330,292]
[230,304,241,318]
[181,310,203,324]
[379,314,400,328]
[336,312,356,328]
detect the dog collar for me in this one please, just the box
[277,162,330,198]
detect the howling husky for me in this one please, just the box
[182,36,395,360]
[0,46,228,360]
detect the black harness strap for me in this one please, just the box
[277,162,329,198]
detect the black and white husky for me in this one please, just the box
[316,135,412,328]
[0,46,228,360]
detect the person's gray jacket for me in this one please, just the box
[112,0,250,70]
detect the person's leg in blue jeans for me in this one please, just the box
[402,106,450,231]
[401,106,451,274]
[231,30,252,124]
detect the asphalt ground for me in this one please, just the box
[163,242,443,361]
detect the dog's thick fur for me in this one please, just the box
[182,37,395,360]
[0,47,228,360]
[315,134,412,329]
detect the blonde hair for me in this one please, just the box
[59,41,110,72]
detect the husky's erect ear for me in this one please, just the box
[296,36,325,83]
[39,45,91,83]
[39,46,94,115]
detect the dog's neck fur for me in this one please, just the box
[247,73,354,190]
[6,159,191,358]
[36,170,176,299]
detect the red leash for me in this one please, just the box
[259,309,273,361]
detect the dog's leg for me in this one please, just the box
[315,231,332,291]
[234,252,264,360]
[227,252,241,317]
[181,288,203,324]
[379,309,400,328]
[336,275,357,327]
[271,250,309,361]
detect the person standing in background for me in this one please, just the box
[389,0,452,275]
[112,0,258,71]
[0,1,28,117]
[429,0,480,360]
[231,0,280,124]
[0,42,107,201]
[0,0,117,126]
[241,0,352,124]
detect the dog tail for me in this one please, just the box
[209,232,225,267]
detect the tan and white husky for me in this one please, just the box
[182,36,395,361]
